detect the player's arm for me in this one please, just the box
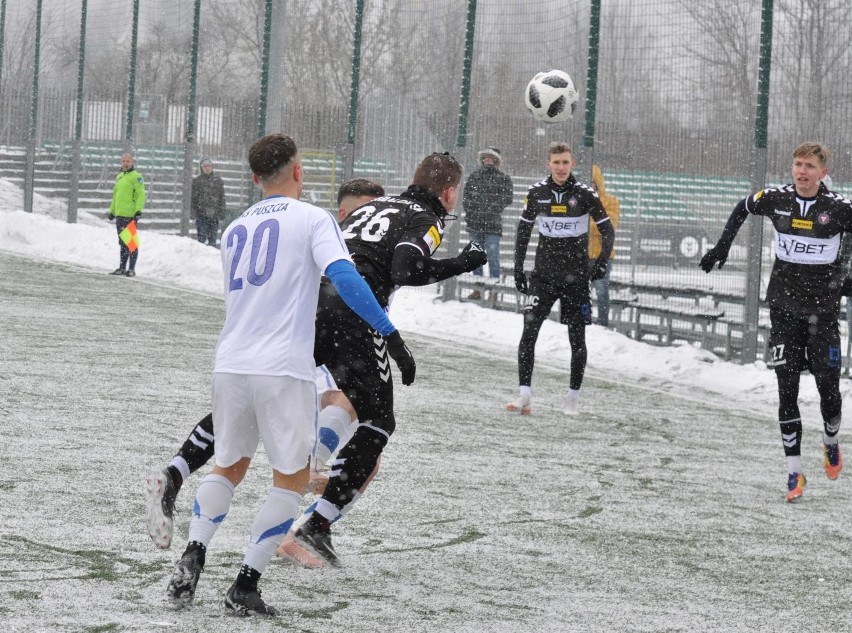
[589,214,615,280]
[390,242,486,286]
[325,259,416,385]
[699,197,749,272]
[513,218,533,293]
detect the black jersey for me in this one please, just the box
[520,174,610,285]
[339,186,445,306]
[748,183,852,314]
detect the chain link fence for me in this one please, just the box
[3,0,852,363]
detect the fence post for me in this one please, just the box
[0,0,7,97]
[257,0,272,139]
[124,0,140,152]
[743,0,774,363]
[180,0,202,238]
[577,0,601,184]
[68,0,88,224]
[24,0,43,215]
[343,0,365,182]
[442,0,477,303]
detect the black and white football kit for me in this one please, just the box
[311,185,485,517]
[514,174,613,390]
[703,182,852,459]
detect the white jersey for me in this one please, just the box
[214,195,351,380]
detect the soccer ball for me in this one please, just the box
[524,70,579,123]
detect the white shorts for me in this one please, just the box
[212,373,316,474]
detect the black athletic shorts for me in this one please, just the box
[766,308,841,374]
[313,280,395,428]
[523,272,592,326]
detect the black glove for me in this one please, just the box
[514,269,528,294]
[699,244,730,273]
[133,212,142,220]
[456,241,487,272]
[590,258,608,281]
[384,330,416,386]
[841,277,852,296]
[108,212,115,221]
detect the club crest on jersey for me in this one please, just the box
[817,212,830,224]
[791,218,813,230]
[568,197,578,207]
[423,225,442,253]
[551,204,567,214]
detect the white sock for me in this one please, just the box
[188,474,234,547]
[243,487,302,574]
[568,389,580,402]
[786,455,803,475]
[315,498,341,522]
[169,456,190,482]
[520,385,531,398]
[315,405,352,467]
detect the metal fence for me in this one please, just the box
[3,0,852,363]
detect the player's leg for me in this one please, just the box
[167,374,255,608]
[296,324,393,566]
[767,309,807,502]
[225,375,313,617]
[507,278,556,413]
[809,315,843,479]
[146,413,216,549]
[562,295,592,414]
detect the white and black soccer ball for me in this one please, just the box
[524,70,579,123]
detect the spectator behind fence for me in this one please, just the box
[108,152,146,277]
[191,158,226,247]
[462,147,514,299]
[589,165,620,327]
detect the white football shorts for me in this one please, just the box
[212,372,316,474]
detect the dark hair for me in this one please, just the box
[411,152,462,196]
[248,134,298,180]
[337,178,385,205]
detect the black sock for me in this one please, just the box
[235,564,261,591]
[184,541,206,567]
[166,465,184,491]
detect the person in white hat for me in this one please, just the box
[462,147,514,299]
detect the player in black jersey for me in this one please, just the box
[146,157,487,567]
[295,152,487,565]
[701,142,852,502]
[506,142,614,416]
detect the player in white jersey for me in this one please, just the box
[145,180,388,570]
[165,136,415,617]
[701,142,852,502]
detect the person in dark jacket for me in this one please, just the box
[191,158,226,246]
[462,147,514,298]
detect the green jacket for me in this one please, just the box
[110,169,146,217]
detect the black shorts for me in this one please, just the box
[523,273,592,326]
[313,281,394,427]
[766,309,841,374]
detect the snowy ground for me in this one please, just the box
[3,183,852,631]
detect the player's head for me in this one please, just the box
[412,152,463,214]
[791,142,829,196]
[120,153,134,171]
[336,178,384,221]
[248,134,302,193]
[547,141,575,186]
[200,157,213,174]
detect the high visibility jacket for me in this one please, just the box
[110,168,146,217]
[588,164,620,259]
